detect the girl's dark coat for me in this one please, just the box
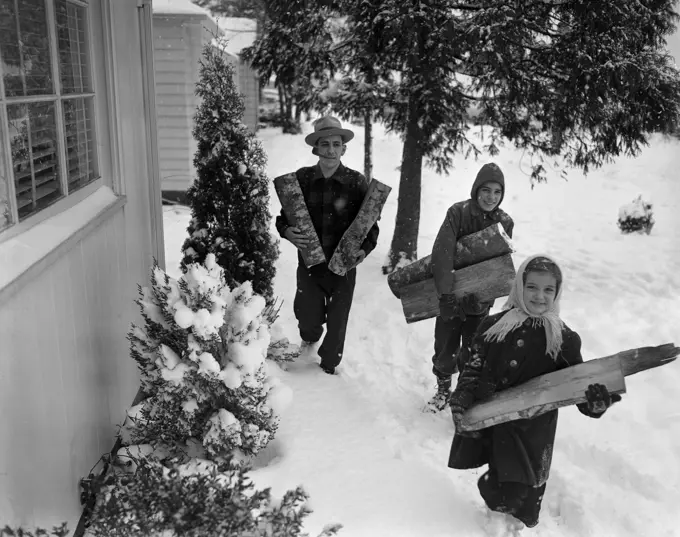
[448,311,602,486]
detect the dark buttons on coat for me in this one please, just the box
[516,339,525,347]
[523,319,532,327]
[509,360,518,368]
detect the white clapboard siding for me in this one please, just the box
[153,12,261,193]
[0,207,142,524]
[153,15,204,192]
[0,0,161,525]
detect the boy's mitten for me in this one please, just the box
[450,403,481,438]
[439,294,466,322]
[584,383,622,414]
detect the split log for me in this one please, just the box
[273,173,326,268]
[328,179,392,276]
[400,254,515,324]
[458,343,679,432]
[387,222,514,298]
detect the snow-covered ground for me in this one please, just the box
[163,123,680,537]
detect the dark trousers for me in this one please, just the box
[293,264,356,368]
[431,314,485,378]
[478,467,546,527]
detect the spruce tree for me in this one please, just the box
[322,0,680,273]
[181,42,278,303]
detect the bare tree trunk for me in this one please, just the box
[364,110,373,180]
[382,91,423,274]
[278,84,285,118]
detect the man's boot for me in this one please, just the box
[426,375,452,412]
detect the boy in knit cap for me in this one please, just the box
[426,163,514,411]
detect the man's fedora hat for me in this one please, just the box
[304,116,355,146]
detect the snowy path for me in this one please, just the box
[251,353,484,537]
[163,125,680,537]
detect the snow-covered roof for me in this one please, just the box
[214,17,257,55]
[152,0,212,16]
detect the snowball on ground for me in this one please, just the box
[618,195,653,220]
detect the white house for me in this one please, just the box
[0,0,163,528]
[152,1,260,195]
[214,17,260,134]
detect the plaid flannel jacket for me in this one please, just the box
[275,163,380,265]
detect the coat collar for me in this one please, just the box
[312,162,350,184]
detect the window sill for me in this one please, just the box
[0,186,126,302]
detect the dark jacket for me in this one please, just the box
[448,311,603,486]
[431,174,514,315]
[275,163,379,268]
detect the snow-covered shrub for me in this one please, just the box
[86,454,342,537]
[127,254,292,460]
[617,195,655,235]
[180,41,279,303]
[1,524,69,537]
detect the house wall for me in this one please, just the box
[0,0,159,527]
[153,14,260,193]
[153,15,206,193]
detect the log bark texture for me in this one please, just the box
[400,254,515,323]
[328,178,392,276]
[459,343,679,431]
[274,173,326,268]
[387,222,514,298]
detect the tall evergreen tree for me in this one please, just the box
[332,0,680,273]
[241,0,337,133]
[181,42,279,303]
[312,2,399,179]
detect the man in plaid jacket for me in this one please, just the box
[275,116,379,375]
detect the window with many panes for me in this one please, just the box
[0,0,98,232]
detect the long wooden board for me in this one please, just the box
[458,343,679,431]
[328,179,392,276]
[273,173,326,268]
[400,254,516,323]
[387,222,514,298]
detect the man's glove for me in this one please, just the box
[450,404,481,438]
[584,383,622,414]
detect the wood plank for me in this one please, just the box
[459,344,679,431]
[387,222,514,298]
[616,343,679,376]
[400,254,516,323]
[273,172,326,268]
[328,178,392,276]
